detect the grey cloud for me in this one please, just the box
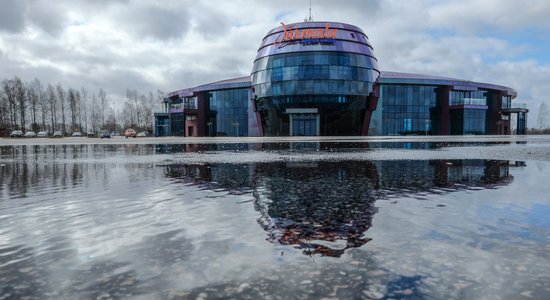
[26,1,67,36]
[0,0,27,33]
[263,0,383,20]
[0,0,549,129]
[191,6,231,39]
[112,3,191,40]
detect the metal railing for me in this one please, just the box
[459,98,487,106]
[512,102,527,109]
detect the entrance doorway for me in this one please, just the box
[287,108,320,136]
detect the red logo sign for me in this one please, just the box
[274,22,338,47]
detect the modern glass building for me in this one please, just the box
[155,21,528,137]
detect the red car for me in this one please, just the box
[124,128,137,138]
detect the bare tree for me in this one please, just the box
[75,90,82,132]
[90,93,101,132]
[122,100,135,129]
[68,88,79,133]
[0,87,8,128]
[28,79,41,132]
[2,79,18,129]
[537,102,549,133]
[125,89,138,128]
[80,87,89,132]
[56,83,66,134]
[47,84,57,132]
[36,80,49,132]
[14,77,26,131]
[99,88,107,128]
[0,77,160,133]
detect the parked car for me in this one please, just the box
[87,131,96,137]
[52,131,63,138]
[24,131,37,138]
[72,132,83,137]
[124,128,136,138]
[37,131,48,138]
[10,130,23,137]
[136,131,147,137]
[99,130,111,139]
[110,131,120,137]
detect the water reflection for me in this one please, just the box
[161,157,517,257]
[0,145,159,200]
[2,144,543,299]
[253,161,379,257]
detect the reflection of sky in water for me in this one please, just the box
[0,144,549,299]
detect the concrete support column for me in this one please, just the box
[362,86,379,136]
[437,86,452,135]
[487,91,504,135]
[196,92,207,137]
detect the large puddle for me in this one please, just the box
[0,143,549,299]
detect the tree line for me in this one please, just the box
[0,76,162,135]
[526,102,550,134]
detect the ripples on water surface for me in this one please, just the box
[0,143,549,299]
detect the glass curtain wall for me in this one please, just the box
[450,90,487,106]
[208,88,249,137]
[252,52,378,136]
[170,113,184,136]
[502,96,512,109]
[450,109,486,135]
[517,112,527,135]
[252,52,376,97]
[380,85,437,135]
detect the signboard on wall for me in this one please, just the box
[274,22,338,48]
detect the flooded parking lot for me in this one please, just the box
[0,140,549,299]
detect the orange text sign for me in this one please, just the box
[274,22,338,46]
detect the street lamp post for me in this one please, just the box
[232,122,240,136]
[207,121,213,137]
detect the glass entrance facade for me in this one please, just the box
[290,113,318,136]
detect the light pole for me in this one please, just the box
[232,122,240,136]
[207,121,213,137]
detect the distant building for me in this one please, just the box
[155,21,528,137]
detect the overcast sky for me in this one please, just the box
[0,0,549,126]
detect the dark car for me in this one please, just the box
[10,130,24,137]
[99,130,111,138]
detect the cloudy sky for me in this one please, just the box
[0,0,549,126]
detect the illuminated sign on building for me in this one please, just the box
[274,22,338,47]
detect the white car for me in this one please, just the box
[24,131,37,138]
[72,132,83,137]
[37,131,48,138]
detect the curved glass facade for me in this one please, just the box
[252,22,380,136]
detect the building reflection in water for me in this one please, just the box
[253,161,379,257]
[159,145,520,257]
